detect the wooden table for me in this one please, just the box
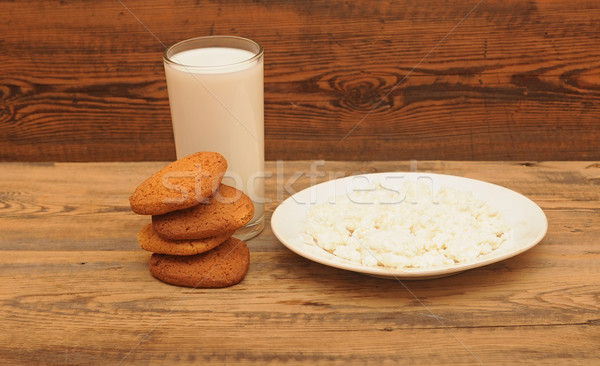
[1,161,599,365]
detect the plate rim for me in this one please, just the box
[271,171,548,279]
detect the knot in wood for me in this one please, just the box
[332,74,394,112]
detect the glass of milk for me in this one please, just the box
[163,36,265,240]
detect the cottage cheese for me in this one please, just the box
[302,180,511,269]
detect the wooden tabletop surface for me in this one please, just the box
[1,160,599,365]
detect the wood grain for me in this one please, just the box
[0,160,599,364]
[1,253,598,365]
[1,1,600,162]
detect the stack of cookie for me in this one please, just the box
[129,152,254,288]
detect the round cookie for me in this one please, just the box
[152,184,254,240]
[149,237,250,288]
[137,223,234,256]
[129,151,227,216]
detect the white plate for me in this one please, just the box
[271,172,548,280]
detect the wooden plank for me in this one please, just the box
[3,322,597,365]
[1,249,599,327]
[0,250,598,365]
[1,161,599,249]
[1,1,600,161]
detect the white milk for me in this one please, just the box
[164,46,264,228]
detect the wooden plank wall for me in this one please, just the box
[1,0,599,162]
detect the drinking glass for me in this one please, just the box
[163,36,265,240]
